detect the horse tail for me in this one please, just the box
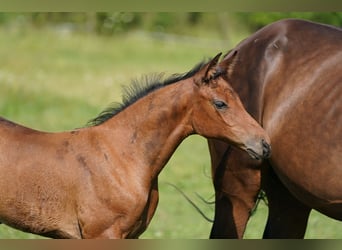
[165,182,213,223]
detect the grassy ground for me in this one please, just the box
[0,27,341,239]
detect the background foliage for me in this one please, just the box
[0,12,341,36]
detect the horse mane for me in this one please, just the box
[87,60,208,127]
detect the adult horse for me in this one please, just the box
[208,19,342,238]
[0,53,271,238]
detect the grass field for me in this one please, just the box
[0,26,341,239]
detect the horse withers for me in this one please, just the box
[209,18,342,238]
[0,53,270,238]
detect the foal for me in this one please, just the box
[0,53,270,238]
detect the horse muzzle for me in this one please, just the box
[246,139,271,160]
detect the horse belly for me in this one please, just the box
[0,151,79,237]
[267,125,342,219]
[269,148,342,219]
[266,117,341,218]
[263,60,342,218]
[0,173,79,237]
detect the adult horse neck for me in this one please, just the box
[0,54,270,239]
[209,18,342,238]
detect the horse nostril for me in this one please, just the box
[262,139,271,158]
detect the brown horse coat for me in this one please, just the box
[209,18,342,238]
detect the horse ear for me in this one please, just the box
[218,50,239,77]
[195,52,222,85]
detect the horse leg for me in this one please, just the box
[262,165,311,238]
[210,193,237,238]
[210,187,259,238]
[78,179,159,239]
[208,140,261,238]
[128,178,159,238]
[145,179,159,227]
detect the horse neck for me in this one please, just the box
[101,80,194,178]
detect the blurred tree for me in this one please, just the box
[187,12,202,25]
[95,12,141,35]
[235,12,342,31]
[0,12,340,37]
[31,13,88,27]
[0,13,18,24]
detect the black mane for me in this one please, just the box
[87,60,207,126]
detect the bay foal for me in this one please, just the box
[0,53,270,238]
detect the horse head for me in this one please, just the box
[191,52,271,160]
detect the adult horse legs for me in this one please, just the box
[262,165,311,238]
[210,181,259,238]
[209,140,261,238]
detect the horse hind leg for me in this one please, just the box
[262,166,311,239]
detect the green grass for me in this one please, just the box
[0,27,341,239]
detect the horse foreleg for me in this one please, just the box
[145,179,159,226]
[262,165,311,238]
[128,179,159,238]
[209,145,261,239]
[210,170,262,239]
[210,193,251,238]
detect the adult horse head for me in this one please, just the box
[0,53,270,238]
[209,18,342,238]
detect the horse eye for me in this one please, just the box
[213,100,228,110]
